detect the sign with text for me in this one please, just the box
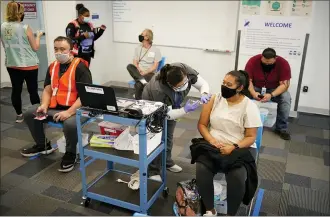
[239,17,308,59]
[20,2,37,19]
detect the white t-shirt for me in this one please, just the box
[209,94,262,148]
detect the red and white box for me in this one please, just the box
[98,121,126,137]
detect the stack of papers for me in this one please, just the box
[90,134,116,148]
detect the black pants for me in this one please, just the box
[196,148,256,216]
[127,64,154,100]
[7,67,40,115]
[148,120,176,176]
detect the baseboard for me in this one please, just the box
[298,106,330,116]
[0,82,11,88]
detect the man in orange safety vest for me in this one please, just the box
[21,36,92,173]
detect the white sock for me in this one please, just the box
[139,79,147,84]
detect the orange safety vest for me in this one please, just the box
[49,58,87,108]
[69,20,94,56]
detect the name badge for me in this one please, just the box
[148,52,155,58]
[261,87,267,95]
[52,87,58,96]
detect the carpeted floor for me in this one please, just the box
[0,85,329,216]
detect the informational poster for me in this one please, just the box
[20,2,37,19]
[291,0,313,16]
[240,17,306,59]
[266,1,287,16]
[242,0,261,15]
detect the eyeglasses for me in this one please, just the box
[168,77,188,90]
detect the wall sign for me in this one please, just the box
[20,2,37,19]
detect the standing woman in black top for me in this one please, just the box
[65,4,106,67]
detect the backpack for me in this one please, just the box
[173,179,202,216]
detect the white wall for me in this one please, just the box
[99,2,236,97]
[2,1,328,114]
[43,1,76,64]
[75,1,115,85]
[298,1,329,115]
[43,1,114,85]
[105,1,329,113]
[42,1,235,94]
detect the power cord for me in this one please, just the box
[131,104,167,135]
[145,104,167,134]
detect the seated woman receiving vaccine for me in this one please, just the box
[193,70,262,216]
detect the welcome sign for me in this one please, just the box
[239,17,308,58]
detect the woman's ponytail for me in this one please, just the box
[238,70,250,96]
[157,64,171,84]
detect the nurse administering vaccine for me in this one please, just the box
[137,63,211,181]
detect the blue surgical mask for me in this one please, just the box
[83,17,90,23]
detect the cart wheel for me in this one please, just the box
[163,187,169,198]
[83,197,91,207]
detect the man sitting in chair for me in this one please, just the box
[245,48,292,140]
[21,36,92,173]
[127,28,161,100]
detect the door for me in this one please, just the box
[1,1,48,82]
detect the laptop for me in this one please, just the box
[76,82,134,114]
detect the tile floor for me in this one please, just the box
[0,85,329,216]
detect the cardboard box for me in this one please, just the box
[130,131,163,155]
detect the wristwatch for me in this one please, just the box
[233,143,239,149]
[270,92,275,98]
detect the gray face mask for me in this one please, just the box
[55,53,70,64]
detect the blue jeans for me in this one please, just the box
[254,87,291,131]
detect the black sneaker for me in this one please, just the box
[16,114,24,123]
[21,142,55,157]
[58,152,77,173]
[275,129,291,140]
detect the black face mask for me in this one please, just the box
[138,35,144,42]
[261,62,275,72]
[20,14,25,22]
[221,85,238,99]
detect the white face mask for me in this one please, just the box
[83,17,90,23]
[55,53,70,64]
[174,81,189,92]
